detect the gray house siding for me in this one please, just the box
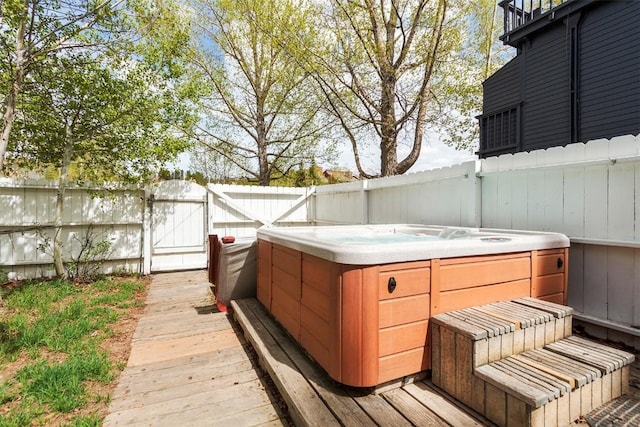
[479,0,640,158]
[483,56,521,114]
[522,24,569,151]
[579,1,640,142]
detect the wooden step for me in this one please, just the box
[431,299,573,396]
[431,298,635,427]
[474,337,634,426]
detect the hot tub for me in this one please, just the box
[256,224,570,387]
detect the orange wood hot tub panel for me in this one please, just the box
[258,241,568,387]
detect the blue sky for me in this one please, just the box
[334,136,477,175]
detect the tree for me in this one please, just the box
[188,0,336,186]
[0,0,129,173]
[188,143,240,183]
[306,0,510,177]
[439,0,514,150]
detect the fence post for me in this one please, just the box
[360,180,369,224]
[142,189,152,275]
[468,160,482,227]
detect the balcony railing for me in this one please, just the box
[477,104,521,157]
[499,0,570,35]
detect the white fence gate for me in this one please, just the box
[208,184,314,238]
[148,180,208,272]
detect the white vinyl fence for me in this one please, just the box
[314,161,481,226]
[0,179,144,279]
[208,184,314,238]
[0,180,312,279]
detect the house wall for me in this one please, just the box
[480,1,640,157]
[579,1,640,142]
[482,56,521,114]
[521,23,569,151]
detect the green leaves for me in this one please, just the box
[1,0,200,179]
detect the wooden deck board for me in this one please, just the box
[104,271,286,427]
[132,310,234,341]
[233,298,340,427]
[382,388,449,426]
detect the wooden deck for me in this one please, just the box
[233,296,640,427]
[103,271,287,427]
[102,270,640,426]
[232,298,493,427]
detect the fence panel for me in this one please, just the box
[208,184,313,238]
[315,162,481,227]
[0,179,144,279]
[479,134,640,344]
[314,181,368,224]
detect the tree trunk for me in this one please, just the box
[396,0,447,175]
[0,16,27,173]
[379,70,398,176]
[256,98,270,186]
[53,125,75,279]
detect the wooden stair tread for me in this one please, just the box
[516,348,601,386]
[485,300,554,325]
[546,336,635,374]
[445,308,514,337]
[475,362,563,408]
[432,299,562,340]
[514,297,574,318]
[430,313,489,340]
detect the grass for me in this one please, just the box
[0,276,147,426]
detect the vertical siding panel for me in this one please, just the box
[496,172,512,229]
[608,164,635,240]
[543,169,564,232]
[583,246,608,319]
[510,172,528,230]
[406,185,425,224]
[634,249,640,328]
[447,179,462,226]
[0,234,12,264]
[583,166,608,238]
[23,187,37,225]
[0,187,15,224]
[368,191,381,223]
[567,244,585,312]
[607,247,635,324]
[526,170,545,231]
[481,174,498,228]
[423,181,437,225]
[563,168,585,237]
[398,186,409,224]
